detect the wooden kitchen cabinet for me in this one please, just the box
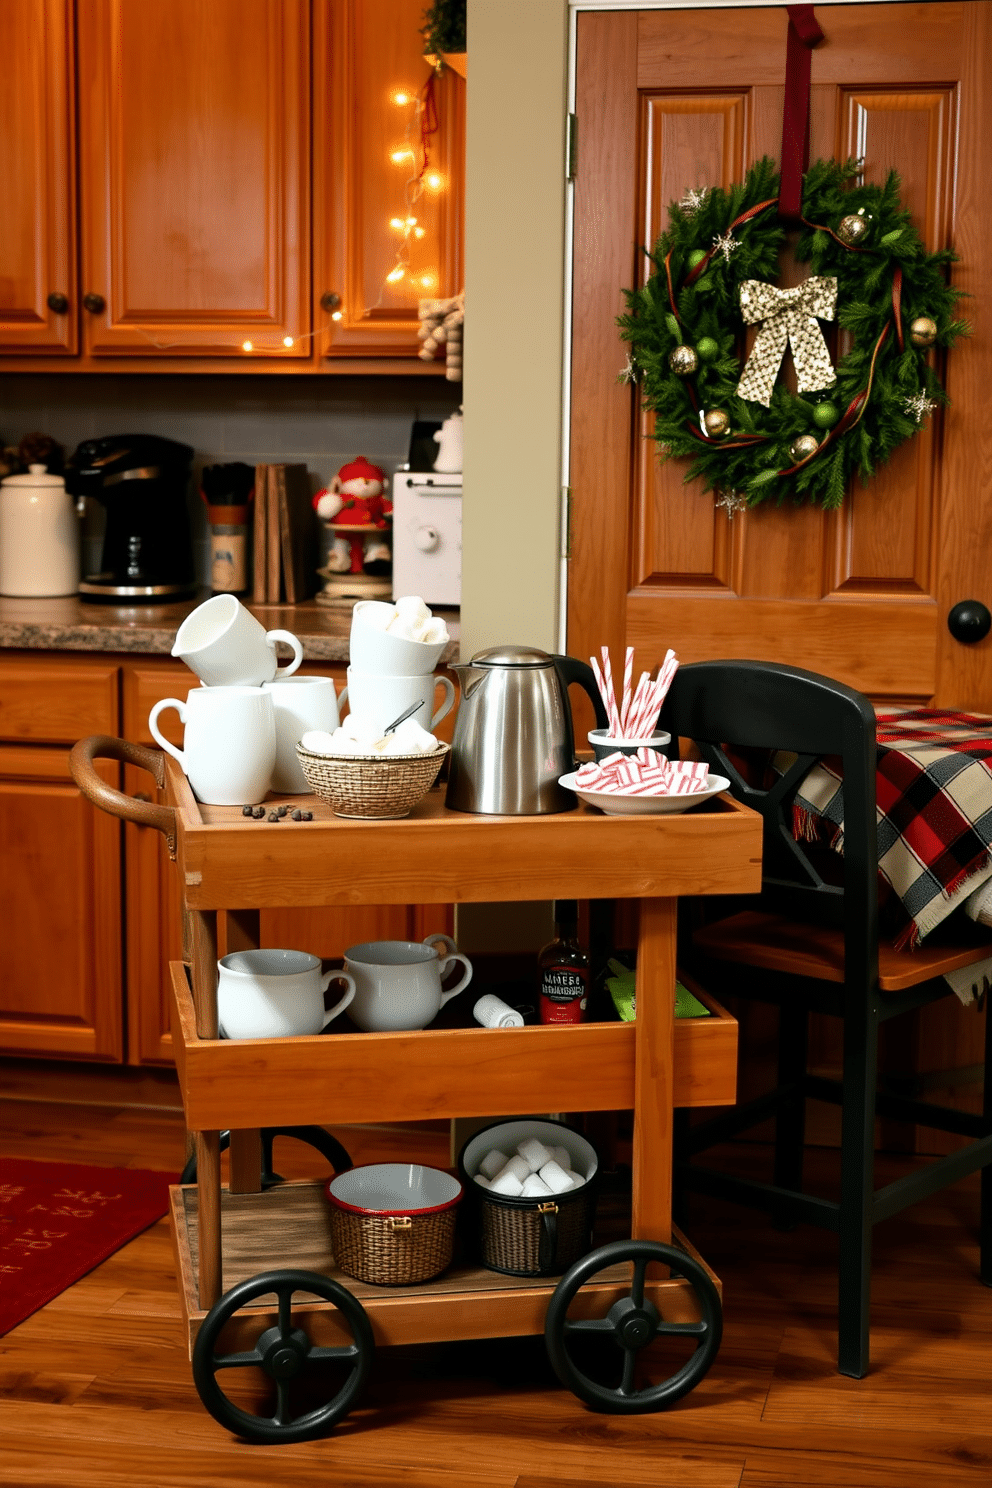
[0,0,463,373]
[0,657,123,1059]
[314,0,465,358]
[0,0,76,354]
[77,0,310,360]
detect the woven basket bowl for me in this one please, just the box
[295,741,449,819]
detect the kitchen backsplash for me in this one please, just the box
[0,373,462,585]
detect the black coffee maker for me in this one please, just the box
[66,434,198,602]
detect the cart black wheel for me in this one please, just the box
[544,1239,722,1414]
[192,1268,374,1443]
[180,1127,353,1187]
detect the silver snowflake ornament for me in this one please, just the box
[902,391,937,424]
[616,352,638,385]
[678,187,708,216]
[715,489,747,519]
[711,231,739,263]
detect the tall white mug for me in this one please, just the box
[262,675,341,793]
[172,593,303,688]
[149,686,275,805]
[339,667,454,736]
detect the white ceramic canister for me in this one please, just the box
[0,465,80,597]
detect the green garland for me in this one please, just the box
[618,157,968,510]
[421,0,466,59]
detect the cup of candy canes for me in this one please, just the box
[560,747,730,817]
[587,728,670,762]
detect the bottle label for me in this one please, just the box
[210,527,248,593]
[539,967,589,1025]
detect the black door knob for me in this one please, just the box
[320,291,341,311]
[83,292,106,314]
[46,292,69,314]
[947,600,992,644]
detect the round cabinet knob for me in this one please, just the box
[320,291,341,311]
[82,292,106,314]
[46,292,69,315]
[947,600,992,644]
[414,526,439,553]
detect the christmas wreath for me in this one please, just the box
[618,157,968,511]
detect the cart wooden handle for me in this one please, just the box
[69,734,177,858]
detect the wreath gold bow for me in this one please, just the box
[736,276,838,407]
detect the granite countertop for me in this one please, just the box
[0,592,460,664]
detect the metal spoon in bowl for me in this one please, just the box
[383,699,425,735]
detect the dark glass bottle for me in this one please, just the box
[537,900,590,1025]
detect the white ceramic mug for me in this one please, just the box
[172,593,303,688]
[217,948,356,1039]
[262,675,341,793]
[350,601,448,676]
[341,933,473,1032]
[339,667,454,736]
[149,686,276,805]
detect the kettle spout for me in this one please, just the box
[452,662,487,698]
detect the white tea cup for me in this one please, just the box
[350,600,448,676]
[172,593,303,688]
[341,933,473,1032]
[149,686,275,805]
[217,948,356,1039]
[339,666,454,736]
[262,675,341,793]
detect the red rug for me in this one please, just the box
[0,1158,176,1336]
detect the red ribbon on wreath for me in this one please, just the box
[779,6,824,221]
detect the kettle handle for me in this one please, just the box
[551,654,609,734]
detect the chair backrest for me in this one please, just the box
[658,660,879,989]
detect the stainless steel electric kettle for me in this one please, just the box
[445,646,609,814]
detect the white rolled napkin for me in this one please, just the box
[493,1155,530,1186]
[520,1173,553,1198]
[516,1137,552,1174]
[538,1159,574,1195]
[489,1169,524,1197]
[478,1148,509,1181]
[473,994,525,1029]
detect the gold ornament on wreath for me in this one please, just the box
[617,155,968,511]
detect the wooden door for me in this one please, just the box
[569,3,992,710]
[313,0,465,358]
[0,0,77,354]
[76,0,310,359]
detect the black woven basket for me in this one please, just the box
[458,1119,598,1278]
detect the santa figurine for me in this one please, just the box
[313,456,392,576]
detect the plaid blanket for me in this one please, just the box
[790,707,992,952]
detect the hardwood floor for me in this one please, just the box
[1,1094,991,1487]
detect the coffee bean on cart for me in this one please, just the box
[302,810,313,821]
[242,805,253,816]
[291,809,303,821]
[267,811,280,822]
[253,806,265,819]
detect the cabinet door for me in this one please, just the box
[314,0,465,358]
[77,0,310,359]
[0,746,123,1060]
[0,0,76,353]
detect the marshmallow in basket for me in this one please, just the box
[474,1137,586,1197]
[302,715,440,758]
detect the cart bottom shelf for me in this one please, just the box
[171,1180,720,1357]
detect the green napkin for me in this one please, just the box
[605,959,710,1022]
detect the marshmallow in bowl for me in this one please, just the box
[361,595,450,646]
[301,716,440,757]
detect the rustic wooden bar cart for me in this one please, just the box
[71,735,761,1442]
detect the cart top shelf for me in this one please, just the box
[165,758,762,910]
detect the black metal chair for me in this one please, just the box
[659,659,992,1377]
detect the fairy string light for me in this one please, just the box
[369,68,444,312]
